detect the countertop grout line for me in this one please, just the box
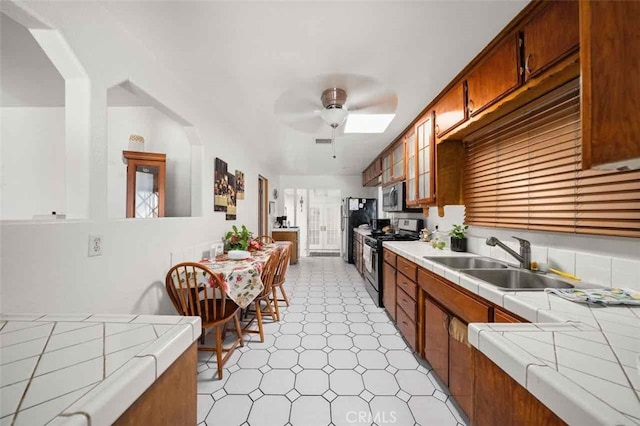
[11,322,57,426]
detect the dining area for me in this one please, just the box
[165,228,293,379]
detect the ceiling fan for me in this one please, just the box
[274,74,398,139]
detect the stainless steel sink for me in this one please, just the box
[424,256,509,270]
[462,269,574,291]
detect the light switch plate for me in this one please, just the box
[88,235,103,257]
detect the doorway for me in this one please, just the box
[258,175,268,236]
[307,189,341,256]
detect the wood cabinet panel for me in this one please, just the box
[523,0,579,81]
[415,112,436,204]
[396,287,417,322]
[423,297,449,385]
[449,331,474,420]
[494,307,525,323]
[272,231,299,264]
[581,0,640,169]
[383,250,396,267]
[396,257,417,282]
[474,349,567,426]
[466,33,521,116]
[382,261,396,321]
[434,82,466,138]
[418,269,490,324]
[397,305,417,352]
[396,273,417,301]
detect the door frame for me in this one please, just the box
[258,175,268,236]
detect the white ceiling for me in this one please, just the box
[4,2,529,175]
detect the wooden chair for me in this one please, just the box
[254,235,275,244]
[165,262,243,379]
[243,246,281,342]
[271,242,292,321]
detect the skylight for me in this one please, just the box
[344,114,395,134]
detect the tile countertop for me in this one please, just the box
[272,228,299,232]
[0,313,201,426]
[353,227,372,237]
[383,241,640,426]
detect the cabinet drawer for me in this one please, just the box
[396,272,417,301]
[383,250,396,267]
[418,269,490,324]
[396,257,417,281]
[396,287,417,322]
[396,306,417,351]
[494,307,526,323]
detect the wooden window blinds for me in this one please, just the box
[464,79,640,238]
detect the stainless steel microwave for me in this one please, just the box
[382,182,405,212]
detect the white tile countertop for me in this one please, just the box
[0,313,201,426]
[353,227,372,237]
[383,241,640,426]
[272,228,299,232]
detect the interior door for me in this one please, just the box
[308,189,341,252]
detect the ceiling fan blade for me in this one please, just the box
[348,90,398,114]
[274,89,324,133]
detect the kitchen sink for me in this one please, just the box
[462,269,574,291]
[424,256,509,270]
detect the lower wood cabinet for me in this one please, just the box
[396,304,417,351]
[448,319,474,419]
[423,297,450,386]
[272,230,299,264]
[382,260,396,321]
[474,349,566,426]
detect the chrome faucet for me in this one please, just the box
[486,236,531,270]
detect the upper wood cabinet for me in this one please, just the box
[405,131,418,206]
[416,112,435,204]
[466,33,521,117]
[381,140,405,186]
[523,0,579,81]
[362,158,382,187]
[581,0,640,170]
[434,82,466,138]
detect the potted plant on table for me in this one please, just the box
[449,224,469,252]
[225,225,252,252]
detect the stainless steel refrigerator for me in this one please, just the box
[341,197,377,263]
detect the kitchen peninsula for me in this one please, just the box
[0,313,201,426]
[381,241,640,425]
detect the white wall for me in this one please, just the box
[0,107,66,219]
[107,107,191,218]
[0,2,280,314]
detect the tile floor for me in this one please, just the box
[196,257,469,426]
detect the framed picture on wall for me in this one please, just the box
[214,158,228,212]
[226,172,237,220]
[235,170,245,200]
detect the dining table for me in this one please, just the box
[194,242,287,309]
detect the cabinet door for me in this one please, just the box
[466,33,521,116]
[382,261,396,320]
[405,132,417,205]
[415,113,435,204]
[392,142,405,181]
[434,82,466,138]
[523,0,579,81]
[581,0,640,169]
[449,321,474,419]
[494,307,523,323]
[423,297,449,385]
[382,153,392,185]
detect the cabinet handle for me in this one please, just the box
[435,124,440,134]
[525,54,533,74]
[468,99,474,114]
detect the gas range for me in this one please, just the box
[362,219,423,308]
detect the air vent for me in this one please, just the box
[315,138,332,144]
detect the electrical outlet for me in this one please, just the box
[88,234,103,257]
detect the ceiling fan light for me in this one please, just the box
[320,107,349,129]
[344,114,395,133]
